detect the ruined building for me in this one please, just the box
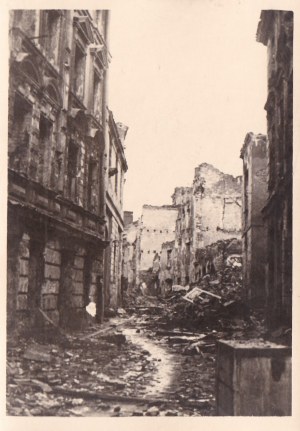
[257,11,293,328]
[122,217,140,292]
[240,133,268,307]
[7,10,128,330]
[166,164,242,288]
[158,240,176,295]
[105,112,128,308]
[138,205,178,288]
[122,205,178,291]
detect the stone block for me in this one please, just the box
[19,258,29,276]
[18,276,29,293]
[73,281,84,295]
[216,340,292,416]
[71,295,84,308]
[46,239,61,251]
[16,294,28,310]
[75,247,86,257]
[44,264,61,280]
[72,268,83,282]
[41,294,58,311]
[92,259,102,273]
[41,280,60,294]
[44,248,61,265]
[74,256,85,269]
[19,242,30,258]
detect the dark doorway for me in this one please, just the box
[58,248,74,327]
[28,240,44,326]
[95,275,104,324]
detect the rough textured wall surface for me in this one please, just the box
[257,10,293,328]
[7,10,110,329]
[241,132,268,306]
[193,163,242,249]
[139,205,178,271]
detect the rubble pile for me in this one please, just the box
[6,325,166,417]
[157,262,251,331]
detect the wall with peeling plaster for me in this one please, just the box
[7,10,111,329]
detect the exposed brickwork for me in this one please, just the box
[170,164,242,285]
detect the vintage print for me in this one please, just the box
[6,4,293,417]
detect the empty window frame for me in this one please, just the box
[73,44,86,100]
[67,140,79,198]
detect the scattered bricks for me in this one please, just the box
[41,294,58,310]
[19,258,29,276]
[73,281,84,295]
[72,269,83,282]
[23,344,51,362]
[44,264,61,280]
[18,276,28,293]
[44,248,61,265]
[74,256,85,269]
[16,294,28,310]
[71,295,84,308]
[146,406,160,416]
[41,280,60,294]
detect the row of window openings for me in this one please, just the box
[141,250,161,254]
[145,229,170,234]
[12,95,98,208]
[108,138,122,199]
[41,11,103,115]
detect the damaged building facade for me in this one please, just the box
[240,132,268,307]
[7,10,127,330]
[105,112,128,308]
[159,163,242,290]
[138,205,178,289]
[122,212,140,291]
[256,11,293,328]
[122,205,178,291]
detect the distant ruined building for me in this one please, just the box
[123,163,242,293]
[165,163,242,291]
[7,10,128,331]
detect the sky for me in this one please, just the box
[108,0,267,219]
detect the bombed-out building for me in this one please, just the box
[7,10,125,330]
[158,240,176,296]
[257,10,293,328]
[172,187,193,286]
[122,205,178,291]
[240,132,268,307]
[104,111,128,309]
[166,164,242,286]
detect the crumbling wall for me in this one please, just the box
[139,205,178,271]
[240,133,268,307]
[193,163,242,249]
[194,238,242,283]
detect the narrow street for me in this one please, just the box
[7,310,215,416]
[7,277,269,417]
[5,6,293,420]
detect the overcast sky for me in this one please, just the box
[108,0,267,219]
